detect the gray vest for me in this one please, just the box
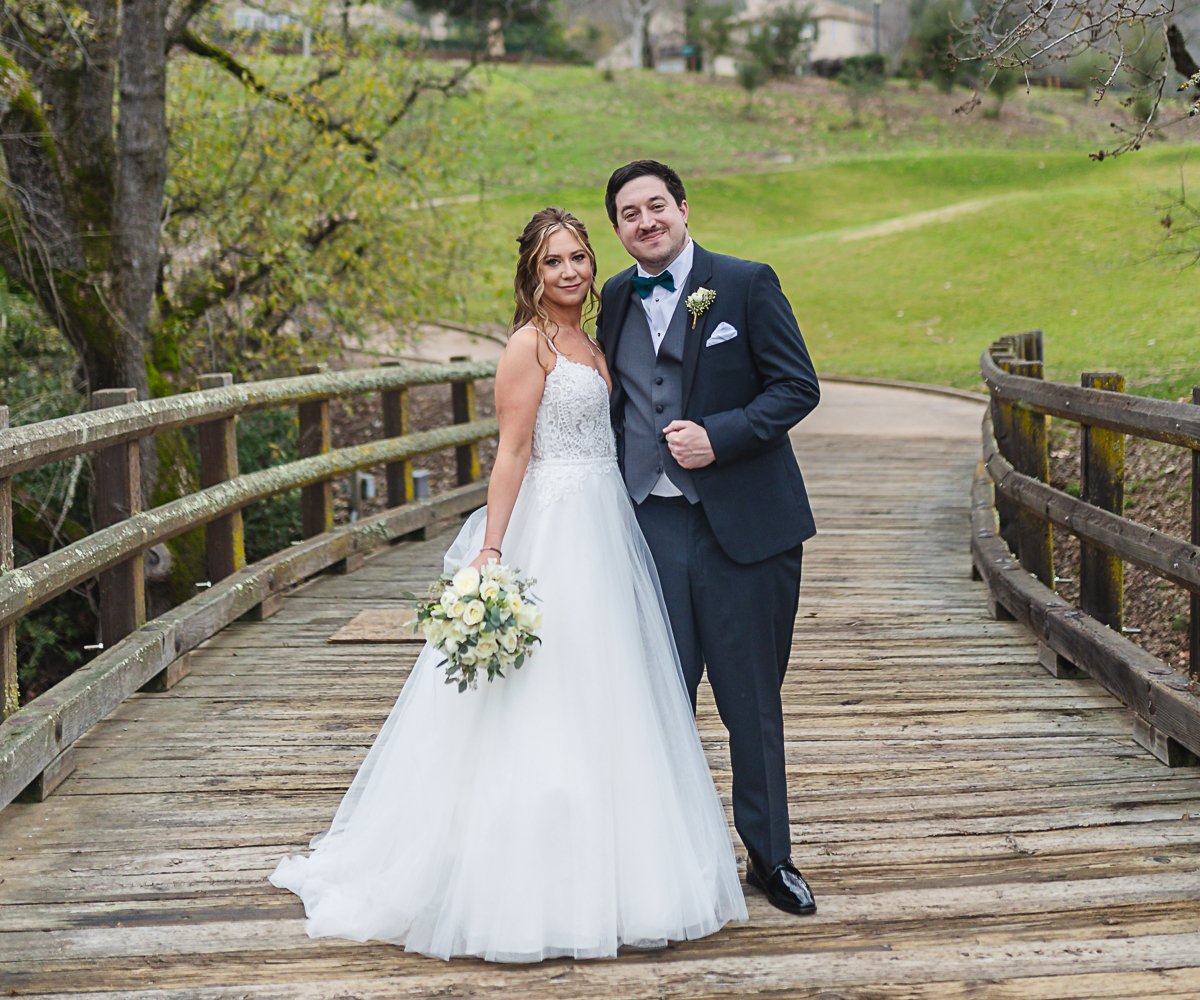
[615,293,699,504]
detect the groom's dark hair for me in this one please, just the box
[605,161,687,225]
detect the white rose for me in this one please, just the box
[462,600,486,626]
[439,588,457,609]
[480,580,500,601]
[508,594,523,613]
[500,631,518,653]
[516,604,541,630]
[451,566,480,597]
[475,636,499,657]
[459,649,477,666]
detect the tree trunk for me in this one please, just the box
[112,0,168,402]
[0,1,159,403]
[641,11,656,70]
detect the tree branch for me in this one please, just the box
[1167,23,1199,80]
[372,58,479,148]
[164,213,359,322]
[176,29,388,162]
[166,0,214,46]
[175,30,480,170]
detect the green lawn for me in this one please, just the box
[445,64,1120,196]
[442,142,1198,399]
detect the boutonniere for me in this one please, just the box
[685,287,716,329]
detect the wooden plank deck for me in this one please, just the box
[3,383,1200,999]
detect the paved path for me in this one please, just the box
[3,384,1200,998]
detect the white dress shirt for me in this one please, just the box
[637,238,694,356]
[636,239,694,498]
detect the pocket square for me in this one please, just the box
[705,322,738,347]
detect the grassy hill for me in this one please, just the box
[447,64,1122,195]
[426,64,1200,397]
[443,170,1197,397]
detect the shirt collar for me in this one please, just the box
[635,238,694,288]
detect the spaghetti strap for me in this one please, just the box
[539,331,563,356]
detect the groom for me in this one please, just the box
[597,160,820,916]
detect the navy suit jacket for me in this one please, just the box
[597,242,820,565]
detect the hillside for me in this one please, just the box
[427,66,1199,398]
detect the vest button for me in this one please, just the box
[654,377,664,385]
[655,404,664,414]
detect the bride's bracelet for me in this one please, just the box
[480,546,502,557]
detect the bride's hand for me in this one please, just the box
[468,548,500,573]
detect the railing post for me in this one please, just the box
[380,363,413,507]
[1079,372,1125,631]
[991,350,1019,555]
[1191,386,1200,680]
[1009,360,1054,588]
[0,404,17,719]
[1013,329,1043,362]
[198,374,245,582]
[90,388,146,647]
[450,355,480,486]
[298,363,333,538]
[381,364,426,543]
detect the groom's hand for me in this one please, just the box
[663,420,715,469]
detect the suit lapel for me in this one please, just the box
[602,265,637,363]
[681,242,713,413]
[602,266,637,417]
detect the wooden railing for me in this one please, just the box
[973,332,1200,765]
[0,361,497,809]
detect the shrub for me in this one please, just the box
[738,61,768,113]
[908,0,968,93]
[746,4,817,79]
[843,54,886,80]
[237,408,303,564]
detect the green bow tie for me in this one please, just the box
[631,271,675,298]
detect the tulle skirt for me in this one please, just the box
[270,458,747,962]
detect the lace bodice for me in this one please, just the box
[525,356,617,508]
[531,357,615,462]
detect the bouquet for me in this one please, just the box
[408,563,542,692]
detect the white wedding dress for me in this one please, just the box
[270,345,747,962]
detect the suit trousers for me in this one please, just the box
[634,494,802,868]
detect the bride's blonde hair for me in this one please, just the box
[511,208,600,336]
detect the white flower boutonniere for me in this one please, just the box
[685,287,717,329]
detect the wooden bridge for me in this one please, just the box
[3,367,1200,997]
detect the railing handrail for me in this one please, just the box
[0,360,499,806]
[975,334,1200,767]
[0,481,489,811]
[981,410,1200,595]
[980,350,1200,449]
[0,360,496,479]
[0,418,497,630]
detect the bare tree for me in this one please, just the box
[956,0,1200,157]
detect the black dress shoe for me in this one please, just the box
[746,856,817,916]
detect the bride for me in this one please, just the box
[270,207,747,962]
